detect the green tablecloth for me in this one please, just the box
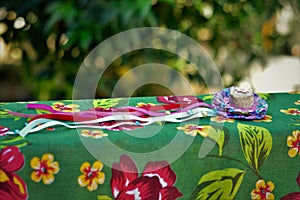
[0,93,299,199]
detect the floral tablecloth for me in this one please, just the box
[0,93,299,200]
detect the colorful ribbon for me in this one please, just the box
[5,99,217,137]
[14,107,216,137]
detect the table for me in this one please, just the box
[0,92,299,199]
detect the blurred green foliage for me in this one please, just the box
[0,0,298,100]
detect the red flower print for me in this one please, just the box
[115,176,162,200]
[111,155,182,200]
[280,172,300,199]
[281,193,300,200]
[0,146,28,200]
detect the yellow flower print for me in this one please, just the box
[253,115,272,122]
[210,116,235,123]
[251,180,275,200]
[30,153,60,185]
[287,130,300,157]
[78,161,105,191]
[295,100,300,105]
[280,108,300,115]
[177,124,210,137]
[51,102,80,112]
[81,130,108,139]
[136,102,155,107]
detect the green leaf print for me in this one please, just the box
[237,123,272,174]
[35,109,52,114]
[97,195,113,200]
[207,127,225,156]
[257,93,270,100]
[190,168,245,200]
[0,136,28,149]
[93,98,122,108]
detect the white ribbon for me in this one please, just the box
[18,107,216,137]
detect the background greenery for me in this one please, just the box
[0,0,299,101]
